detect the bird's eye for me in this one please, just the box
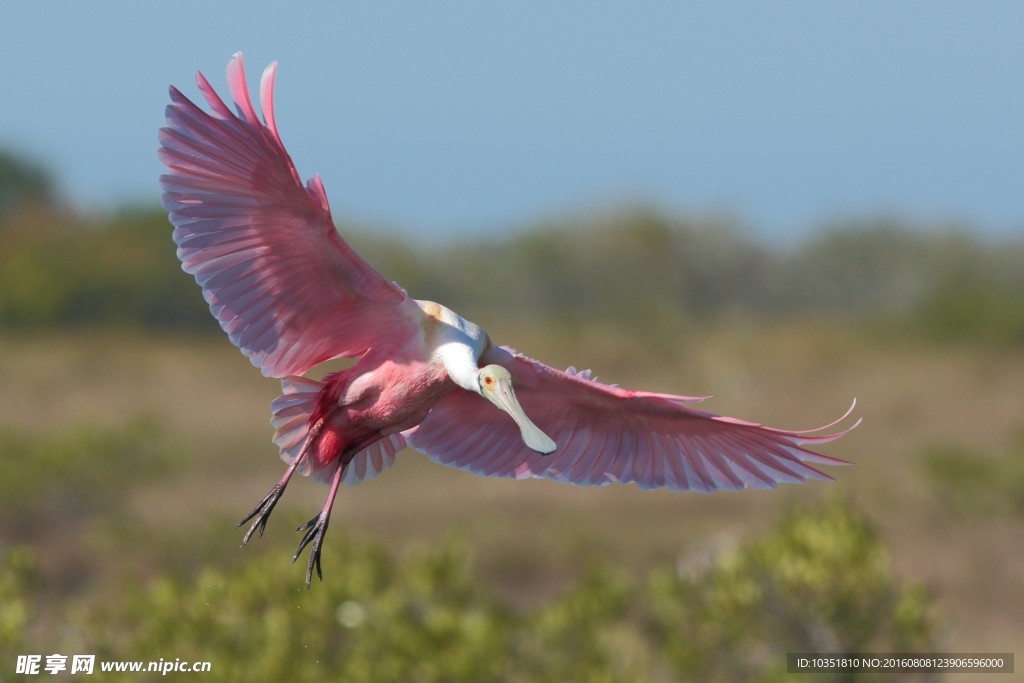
[484,376,493,386]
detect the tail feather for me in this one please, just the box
[270,376,405,485]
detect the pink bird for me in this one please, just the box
[158,54,857,586]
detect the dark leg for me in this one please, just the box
[236,420,322,546]
[292,460,346,587]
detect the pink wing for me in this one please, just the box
[406,347,856,492]
[158,53,416,377]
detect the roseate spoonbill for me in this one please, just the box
[158,54,857,586]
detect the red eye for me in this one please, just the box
[484,376,493,385]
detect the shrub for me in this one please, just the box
[1,503,939,682]
[922,431,1024,519]
[643,501,938,682]
[0,419,173,528]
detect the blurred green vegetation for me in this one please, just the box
[2,145,1023,344]
[0,149,53,216]
[0,205,214,330]
[0,419,175,534]
[921,429,1024,519]
[644,502,936,682]
[0,548,35,661]
[3,503,937,683]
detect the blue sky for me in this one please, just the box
[2,2,1022,240]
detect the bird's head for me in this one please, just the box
[477,365,556,455]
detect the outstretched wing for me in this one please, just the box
[406,347,856,492]
[159,53,417,377]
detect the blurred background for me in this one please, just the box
[2,2,1022,681]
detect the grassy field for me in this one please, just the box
[3,318,1022,666]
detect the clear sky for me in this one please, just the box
[2,1,1022,240]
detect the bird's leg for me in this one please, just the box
[237,419,323,546]
[292,460,346,587]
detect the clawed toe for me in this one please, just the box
[237,484,284,547]
[292,513,329,587]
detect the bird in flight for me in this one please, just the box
[158,54,857,586]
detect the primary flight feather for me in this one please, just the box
[158,53,857,586]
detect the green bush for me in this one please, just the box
[0,418,174,527]
[0,205,215,330]
[4,154,1024,348]
[0,547,36,662]
[511,564,636,682]
[643,501,937,682]
[922,431,1024,519]
[4,503,938,682]
[913,268,1024,345]
[0,149,52,216]
[87,535,513,683]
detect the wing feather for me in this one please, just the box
[406,349,856,493]
[637,432,661,489]
[159,53,417,377]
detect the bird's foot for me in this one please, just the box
[236,483,285,547]
[293,512,329,588]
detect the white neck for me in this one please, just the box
[418,299,487,393]
[438,342,481,393]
